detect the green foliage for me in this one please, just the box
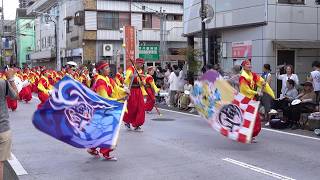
[179,47,201,75]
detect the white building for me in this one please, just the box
[184,0,320,94]
[27,0,63,69]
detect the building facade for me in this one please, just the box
[27,0,61,69]
[64,0,187,68]
[16,8,35,67]
[27,0,187,69]
[1,20,16,66]
[19,0,37,8]
[184,0,320,93]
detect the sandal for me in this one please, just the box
[87,149,100,158]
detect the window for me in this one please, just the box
[4,26,11,32]
[97,12,119,30]
[119,13,130,28]
[278,0,305,4]
[66,19,72,33]
[142,13,152,28]
[74,11,85,26]
[48,37,52,47]
[166,14,183,21]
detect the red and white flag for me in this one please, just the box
[210,93,260,144]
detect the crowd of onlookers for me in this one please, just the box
[155,60,320,133]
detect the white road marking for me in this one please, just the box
[262,128,320,141]
[158,108,201,118]
[223,158,295,180]
[8,153,28,176]
[159,108,320,141]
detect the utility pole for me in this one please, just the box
[201,0,207,66]
[1,0,4,67]
[129,0,132,25]
[159,7,166,68]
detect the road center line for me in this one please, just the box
[8,153,28,176]
[158,108,320,141]
[222,158,295,180]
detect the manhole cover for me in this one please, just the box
[151,118,175,121]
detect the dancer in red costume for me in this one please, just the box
[144,67,160,112]
[19,68,32,103]
[115,66,124,87]
[37,70,54,109]
[239,60,275,142]
[123,58,147,131]
[88,60,127,161]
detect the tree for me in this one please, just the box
[179,47,201,78]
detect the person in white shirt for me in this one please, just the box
[168,65,180,107]
[178,78,193,110]
[276,65,299,96]
[308,61,320,103]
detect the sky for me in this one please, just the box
[3,0,19,20]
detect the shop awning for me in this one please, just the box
[273,40,320,49]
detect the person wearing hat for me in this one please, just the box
[123,58,147,131]
[239,59,275,141]
[37,69,54,109]
[88,60,127,160]
[284,81,316,130]
[144,66,160,112]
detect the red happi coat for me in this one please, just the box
[123,66,147,128]
[144,74,160,112]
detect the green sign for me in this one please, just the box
[139,45,160,61]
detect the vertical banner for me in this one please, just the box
[232,41,252,58]
[124,25,136,70]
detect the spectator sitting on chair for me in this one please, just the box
[284,81,316,130]
[178,78,194,110]
[268,79,299,126]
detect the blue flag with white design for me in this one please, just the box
[32,76,126,149]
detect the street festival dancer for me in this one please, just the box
[144,66,160,112]
[115,66,124,87]
[89,60,128,160]
[123,58,147,131]
[239,59,275,141]
[37,70,54,109]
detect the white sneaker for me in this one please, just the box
[189,108,195,113]
[268,109,278,114]
[265,122,270,126]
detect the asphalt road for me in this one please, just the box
[7,97,320,180]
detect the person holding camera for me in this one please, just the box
[0,68,19,180]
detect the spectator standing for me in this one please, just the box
[168,65,180,107]
[277,65,299,96]
[0,69,19,180]
[261,64,273,116]
[308,61,320,104]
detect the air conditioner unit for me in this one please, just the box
[103,44,113,56]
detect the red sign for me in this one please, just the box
[232,41,252,58]
[124,26,136,69]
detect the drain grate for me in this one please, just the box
[151,118,175,121]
